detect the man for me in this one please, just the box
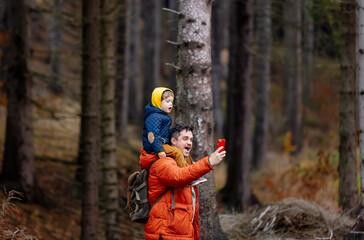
[139,123,226,240]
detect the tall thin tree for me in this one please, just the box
[223,0,255,211]
[141,0,161,109]
[79,0,100,239]
[303,0,314,108]
[115,0,128,142]
[127,0,141,124]
[211,0,224,138]
[354,0,364,232]
[282,0,303,154]
[338,0,359,215]
[100,0,120,239]
[49,0,64,94]
[1,0,36,202]
[174,1,227,239]
[252,0,272,169]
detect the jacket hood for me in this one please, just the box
[139,148,159,170]
[151,87,174,109]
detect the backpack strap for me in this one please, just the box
[171,188,175,210]
[151,187,170,208]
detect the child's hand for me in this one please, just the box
[158,152,166,158]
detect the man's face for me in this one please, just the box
[171,130,193,157]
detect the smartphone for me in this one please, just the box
[217,139,226,152]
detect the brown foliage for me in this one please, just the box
[220,198,353,240]
[0,190,38,240]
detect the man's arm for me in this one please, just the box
[155,157,213,187]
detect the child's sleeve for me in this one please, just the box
[145,115,165,154]
[163,144,186,167]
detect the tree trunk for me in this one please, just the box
[49,0,63,94]
[141,0,161,109]
[127,0,141,124]
[80,0,100,239]
[302,0,314,108]
[1,0,35,202]
[0,1,8,84]
[282,0,303,154]
[282,0,294,120]
[211,0,224,138]
[252,0,271,169]
[175,1,227,239]
[338,0,359,216]
[355,0,364,231]
[115,0,128,142]
[223,0,254,211]
[166,0,178,88]
[100,0,120,239]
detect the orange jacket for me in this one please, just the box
[139,148,213,240]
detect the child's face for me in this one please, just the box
[161,96,174,114]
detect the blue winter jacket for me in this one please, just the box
[142,103,172,155]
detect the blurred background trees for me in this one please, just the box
[0,0,362,239]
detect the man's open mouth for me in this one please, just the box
[185,146,191,152]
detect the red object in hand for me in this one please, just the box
[217,139,226,152]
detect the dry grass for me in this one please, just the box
[220,198,353,240]
[0,190,38,240]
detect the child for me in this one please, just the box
[142,87,207,187]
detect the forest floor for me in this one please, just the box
[0,90,356,239]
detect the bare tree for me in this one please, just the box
[354,0,364,232]
[175,1,227,239]
[252,0,272,169]
[223,0,255,211]
[0,0,8,84]
[100,0,120,239]
[282,0,303,154]
[79,0,100,239]
[303,0,314,108]
[166,0,178,88]
[115,0,128,142]
[338,0,359,216]
[1,0,36,202]
[211,0,225,138]
[141,0,161,109]
[49,0,64,94]
[127,0,141,124]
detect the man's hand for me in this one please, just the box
[209,147,226,166]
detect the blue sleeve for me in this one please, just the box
[145,114,165,154]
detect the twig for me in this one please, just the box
[166,40,178,45]
[165,63,181,70]
[162,8,181,15]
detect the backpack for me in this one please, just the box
[126,159,170,223]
